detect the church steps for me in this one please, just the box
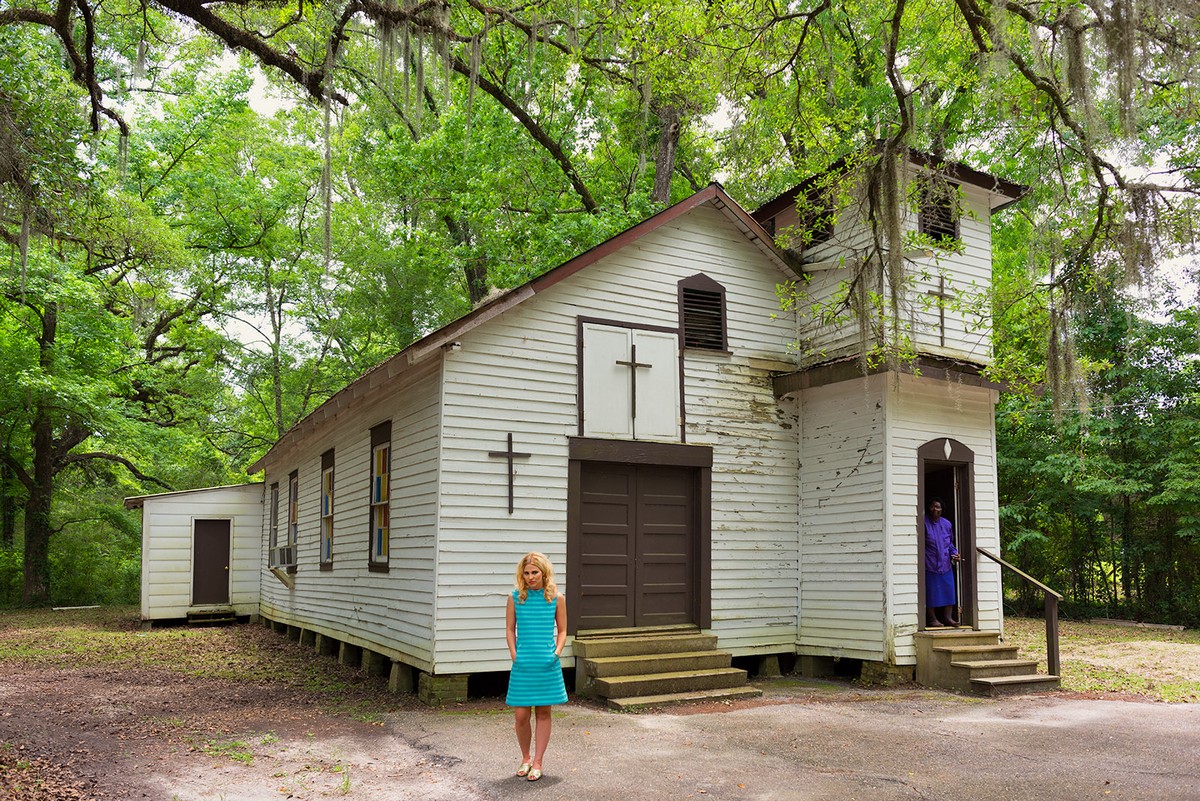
[606,686,764,711]
[573,628,718,659]
[949,658,1040,679]
[585,650,734,678]
[573,628,759,707]
[593,667,751,699]
[916,629,1060,695]
[971,674,1063,696]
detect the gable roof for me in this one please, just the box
[124,482,264,509]
[247,184,796,474]
[751,147,1028,224]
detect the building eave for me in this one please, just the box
[772,355,1008,397]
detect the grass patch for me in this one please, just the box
[1002,616,1200,702]
[200,737,255,765]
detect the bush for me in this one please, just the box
[0,548,22,606]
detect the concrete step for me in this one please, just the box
[576,624,698,638]
[594,667,750,699]
[607,685,763,711]
[574,632,717,659]
[916,629,1001,648]
[585,650,732,678]
[187,610,237,626]
[951,658,1040,679]
[934,644,1020,662]
[971,674,1061,696]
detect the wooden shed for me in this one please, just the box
[126,484,264,625]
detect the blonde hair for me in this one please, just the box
[514,551,558,604]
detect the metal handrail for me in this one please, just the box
[977,546,1063,677]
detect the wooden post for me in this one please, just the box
[1045,594,1060,677]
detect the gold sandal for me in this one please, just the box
[516,761,532,777]
[527,768,543,782]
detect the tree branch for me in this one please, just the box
[61,452,173,490]
[449,53,598,212]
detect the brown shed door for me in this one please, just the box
[193,519,231,605]
[579,463,695,629]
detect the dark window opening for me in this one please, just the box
[919,179,960,244]
[678,274,727,351]
[801,191,835,247]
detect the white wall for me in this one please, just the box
[257,357,443,670]
[435,202,803,672]
[139,484,264,620]
[796,375,888,660]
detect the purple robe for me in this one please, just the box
[925,515,958,608]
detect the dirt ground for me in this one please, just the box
[2,611,1199,801]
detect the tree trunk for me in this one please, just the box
[21,449,53,605]
[651,104,682,205]
[463,255,489,306]
[1,463,15,549]
[23,301,57,605]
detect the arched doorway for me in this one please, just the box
[917,439,976,629]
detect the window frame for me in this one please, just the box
[285,470,299,570]
[368,421,392,572]
[319,450,334,569]
[267,482,282,567]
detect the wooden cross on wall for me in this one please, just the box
[615,343,652,420]
[926,276,953,347]
[488,433,531,514]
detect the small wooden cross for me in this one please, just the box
[488,433,531,514]
[925,276,953,347]
[615,343,652,420]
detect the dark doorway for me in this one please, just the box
[193,519,231,605]
[917,440,976,629]
[576,463,696,630]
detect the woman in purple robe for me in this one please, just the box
[925,497,960,627]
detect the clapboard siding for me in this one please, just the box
[690,355,800,653]
[433,204,801,672]
[257,357,442,669]
[884,373,1003,663]
[139,484,264,620]
[797,375,888,659]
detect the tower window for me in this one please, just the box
[919,179,960,243]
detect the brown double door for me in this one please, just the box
[577,463,696,630]
[192,519,231,605]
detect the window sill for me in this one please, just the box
[368,562,390,574]
[319,562,333,572]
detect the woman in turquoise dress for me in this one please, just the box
[505,551,568,782]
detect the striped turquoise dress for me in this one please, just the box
[506,589,568,707]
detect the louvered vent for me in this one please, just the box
[919,181,959,243]
[682,288,725,350]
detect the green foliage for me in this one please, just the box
[997,280,1200,627]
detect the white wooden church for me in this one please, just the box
[133,150,1048,702]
